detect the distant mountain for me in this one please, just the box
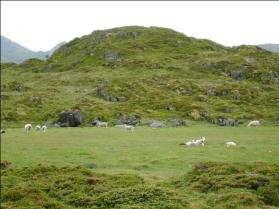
[1,35,65,63]
[258,44,279,53]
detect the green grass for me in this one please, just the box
[1,126,278,208]
[2,126,278,179]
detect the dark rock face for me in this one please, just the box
[117,114,141,126]
[118,31,127,39]
[105,51,120,62]
[96,85,109,99]
[130,31,138,39]
[168,118,186,127]
[57,110,84,127]
[217,118,237,126]
[229,70,245,80]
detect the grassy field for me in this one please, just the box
[2,125,278,179]
[1,125,279,208]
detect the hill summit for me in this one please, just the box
[1,26,279,125]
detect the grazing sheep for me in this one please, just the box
[24,124,32,133]
[115,124,126,129]
[96,121,108,128]
[124,124,135,131]
[226,141,237,147]
[1,129,5,134]
[247,120,260,127]
[35,125,41,131]
[41,125,47,133]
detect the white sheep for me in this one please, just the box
[1,129,5,134]
[247,120,260,127]
[183,136,205,146]
[124,124,135,131]
[185,140,195,146]
[35,125,41,131]
[24,124,32,133]
[195,136,206,146]
[41,125,47,133]
[96,121,108,128]
[226,141,237,147]
[115,124,126,129]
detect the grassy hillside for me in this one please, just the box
[1,26,279,125]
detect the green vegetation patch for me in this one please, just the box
[1,165,187,209]
[1,162,278,209]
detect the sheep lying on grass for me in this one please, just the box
[181,136,206,147]
[96,121,108,128]
[247,120,260,127]
[226,141,237,147]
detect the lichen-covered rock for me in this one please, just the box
[261,71,279,84]
[105,51,120,62]
[217,118,237,126]
[168,118,186,127]
[117,114,141,126]
[229,70,246,80]
[117,31,127,39]
[57,110,84,127]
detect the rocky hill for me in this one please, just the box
[1,26,279,126]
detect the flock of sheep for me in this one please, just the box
[180,136,237,148]
[179,120,261,148]
[24,123,47,133]
[1,120,261,147]
[7,123,239,148]
[22,122,135,133]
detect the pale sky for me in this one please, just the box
[1,1,279,51]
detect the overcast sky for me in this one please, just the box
[1,1,279,51]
